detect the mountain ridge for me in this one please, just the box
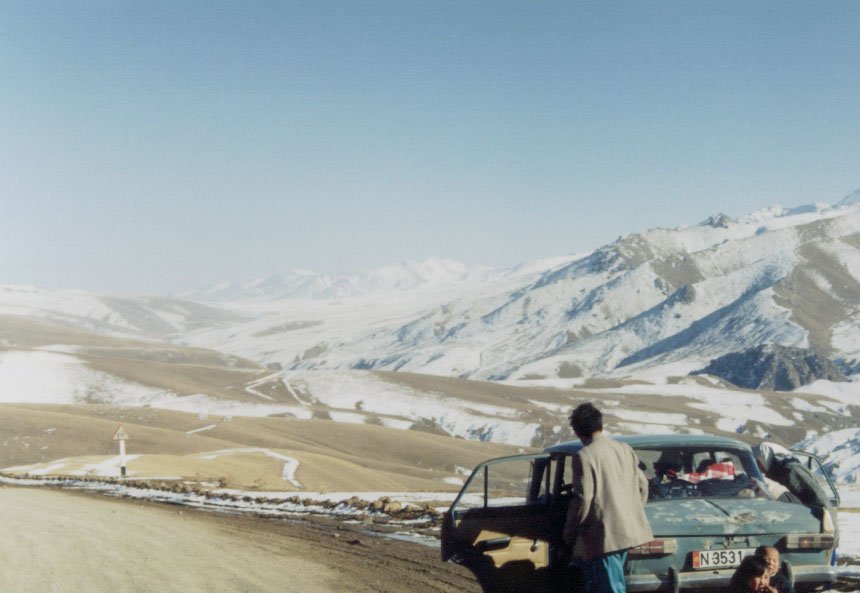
[4,192,860,386]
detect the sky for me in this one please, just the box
[2,1,860,296]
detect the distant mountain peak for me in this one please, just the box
[182,258,499,302]
[700,213,736,229]
[838,188,860,207]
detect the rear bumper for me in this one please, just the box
[626,565,838,592]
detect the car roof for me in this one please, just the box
[543,433,753,455]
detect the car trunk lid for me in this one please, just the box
[646,498,819,536]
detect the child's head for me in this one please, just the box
[755,545,780,576]
[732,555,770,592]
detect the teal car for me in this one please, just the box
[441,434,839,593]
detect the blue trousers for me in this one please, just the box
[580,550,627,593]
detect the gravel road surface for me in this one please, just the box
[0,486,478,593]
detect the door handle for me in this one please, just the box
[476,537,511,552]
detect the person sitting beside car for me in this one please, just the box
[754,441,839,567]
[754,546,794,593]
[729,555,777,593]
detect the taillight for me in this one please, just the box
[629,539,677,556]
[784,534,835,550]
[822,510,835,534]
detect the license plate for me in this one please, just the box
[692,548,754,569]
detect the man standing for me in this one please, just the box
[563,403,652,593]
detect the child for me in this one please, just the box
[729,556,776,593]
[755,546,794,593]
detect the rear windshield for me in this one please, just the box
[635,446,769,500]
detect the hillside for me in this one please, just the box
[3,192,860,488]
[0,401,528,492]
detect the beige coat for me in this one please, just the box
[563,433,653,561]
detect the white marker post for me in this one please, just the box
[112,424,130,477]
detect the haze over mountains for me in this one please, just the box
[3,191,860,488]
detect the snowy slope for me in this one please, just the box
[166,193,860,384]
[7,194,860,385]
[0,285,247,339]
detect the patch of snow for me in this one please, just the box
[528,399,570,413]
[616,422,690,435]
[74,455,142,477]
[837,511,860,559]
[796,379,860,407]
[197,448,302,488]
[837,483,860,508]
[612,410,688,425]
[797,429,860,484]
[791,397,831,413]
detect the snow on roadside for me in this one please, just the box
[2,472,860,559]
[0,475,446,546]
[4,455,157,478]
[77,455,142,476]
[838,511,860,560]
[838,484,860,507]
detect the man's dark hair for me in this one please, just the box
[570,402,602,438]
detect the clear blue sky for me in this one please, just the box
[2,1,859,295]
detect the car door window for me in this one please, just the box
[790,450,840,507]
[453,455,551,509]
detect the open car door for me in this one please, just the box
[790,449,840,508]
[441,454,564,593]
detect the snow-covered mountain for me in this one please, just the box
[6,193,860,386]
[167,193,860,386]
[181,258,500,302]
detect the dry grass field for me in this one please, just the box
[0,402,527,492]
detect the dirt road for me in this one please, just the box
[0,486,479,593]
